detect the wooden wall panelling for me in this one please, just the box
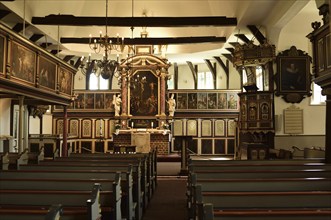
[186,119,197,136]
[201,119,212,137]
[81,119,92,138]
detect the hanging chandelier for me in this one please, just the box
[80,0,122,79]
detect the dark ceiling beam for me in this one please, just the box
[29,34,44,42]
[186,61,198,89]
[247,25,266,45]
[229,42,241,48]
[12,23,30,33]
[40,42,52,48]
[222,54,233,63]
[63,55,75,62]
[0,9,11,20]
[50,50,62,55]
[234,34,251,44]
[214,56,229,89]
[32,15,237,27]
[204,59,217,89]
[60,36,226,45]
[225,47,234,54]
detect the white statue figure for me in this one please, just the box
[113,94,122,117]
[167,94,176,117]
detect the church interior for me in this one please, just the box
[0,0,331,219]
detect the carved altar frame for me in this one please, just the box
[117,54,171,128]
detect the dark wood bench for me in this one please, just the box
[1,150,29,170]
[0,182,118,220]
[202,203,331,220]
[0,167,139,220]
[0,204,65,220]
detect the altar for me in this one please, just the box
[112,129,171,155]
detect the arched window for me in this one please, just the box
[310,82,326,105]
[198,71,214,89]
[89,73,109,90]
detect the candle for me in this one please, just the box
[131,122,134,128]
[151,122,154,128]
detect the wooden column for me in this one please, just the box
[160,68,167,116]
[121,68,128,116]
[62,106,68,157]
[325,95,331,163]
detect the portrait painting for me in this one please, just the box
[130,70,158,116]
[39,56,56,90]
[197,93,207,109]
[58,67,72,95]
[207,93,217,109]
[279,57,309,92]
[11,41,36,83]
[0,35,4,75]
[188,93,197,109]
[276,46,312,103]
[177,93,188,109]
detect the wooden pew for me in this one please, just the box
[0,168,138,220]
[0,204,64,220]
[202,203,331,220]
[0,169,135,220]
[0,183,113,220]
[1,149,29,170]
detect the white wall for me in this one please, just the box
[273,0,325,148]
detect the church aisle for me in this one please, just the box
[143,176,188,220]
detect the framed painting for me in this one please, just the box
[38,55,56,90]
[197,93,207,109]
[95,93,105,109]
[276,46,312,103]
[105,93,115,111]
[84,93,94,109]
[227,93,238,110]
[207,93,217,109]
[0,35,4,75]
[188,93,197,109]
[217,93,227,109]
[11,41,36,84]
[177,93,188,109]
[58,67,73,95]
[129,70,158,116]
[75,93,85,109]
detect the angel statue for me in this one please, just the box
[112,94,122,117]
[167,94,176,117]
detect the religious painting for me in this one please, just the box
[227,93,238,109]
[58,67,72,95]
[217,93,227,109]
[197,93,207,109]
[75,93,85,109]
[207,93,217,109]
[11,41,36,84]
[95,93,105,109]
[276,46,311,103]
[188,93,197,109]
[38,55,56,90]
[105,93,114,111]
[177,93,188,109]
[0,35,4,75]
[84,93,94,109]
[130,70,158,116]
